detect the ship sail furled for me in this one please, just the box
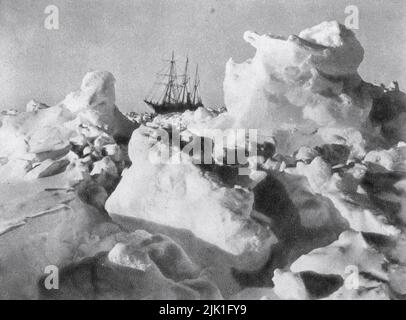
[144,52,203,114]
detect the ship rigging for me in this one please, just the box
[144,52,203,114]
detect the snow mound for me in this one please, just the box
[60,71,136,139]
[0,71,135,183]
[219,21,379,155]
[271,230,391,299]
[105,126,276,258]
[291,230,388,280]
[40,229,222,300]
[298,21,364,76]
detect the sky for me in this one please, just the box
[0,0,405,113]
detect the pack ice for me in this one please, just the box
[0,21,406,300]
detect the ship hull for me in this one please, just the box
[144,100,203,114]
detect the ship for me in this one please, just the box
[144,52,203,114]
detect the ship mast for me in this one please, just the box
[163,51,178,104]
[178,56,190,104]
[192,64,202,105]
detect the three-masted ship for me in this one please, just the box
[144,52,203,114]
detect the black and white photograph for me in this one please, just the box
[0,0,405,306]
